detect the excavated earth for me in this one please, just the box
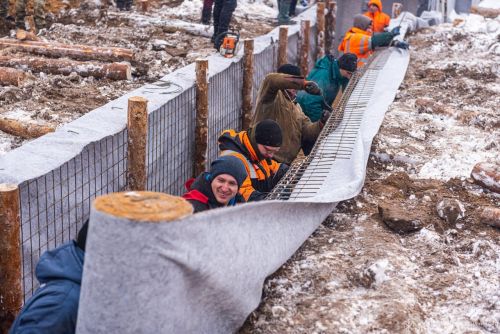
[0,0,275,152]
[240,16,500,334]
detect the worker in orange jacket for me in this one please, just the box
[338,14,406,67]
[364,0,390,33]
[218,119,288,202]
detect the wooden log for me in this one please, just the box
[316,1,326,60]
[299,20,310,76]
[127,97,148,191]
[139,0,148,12]
[0,184,22,334]
[0,56,131,80]
[0,67,27,86]
[471,162,500,193]
[278,27,288,67]
[0,117,55,138]
[15,29,39,41]
[194,59,208,177]
[242,39,254,130]
[325,1,336,56]
[470,5,500,18]
[479,207,500,228]
[392,2,403,19]
[0,38,135,62]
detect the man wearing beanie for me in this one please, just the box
[296,53,357,123]
[10,221,88,334]
[339,14,405,67]
[218,119,289,202]
[183,155,246,212]
[251,64,329,165]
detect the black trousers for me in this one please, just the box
[212,0,237,43]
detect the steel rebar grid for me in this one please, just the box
[267,51,392,201]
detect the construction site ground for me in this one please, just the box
[240,13,500,334]
[0,0,277,153]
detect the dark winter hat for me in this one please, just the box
[76,220,89,252]
[209,155,247,188]
[255,119,283,147]
[277,64,302,76]
[338,53,358,72]
[353,14,372,31]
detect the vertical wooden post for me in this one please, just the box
[194,59,209,177]
[325,0,336,56]
[392,2,403,18]
[242,39,254,130]
[139,0,149,12]
[0,184,22,333]
[278,27,288,67]
[127,96,148,191]
[25,16,36,33]
[299,20,310,76]
[316,1,326,60]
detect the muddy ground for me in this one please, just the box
[0,0,276,152]
[240,16,499,334]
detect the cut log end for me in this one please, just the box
[0,67,27,86]
[93,191,193,222]
[15,29,39,41]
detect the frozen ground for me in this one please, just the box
[240,13,500,334]
[0,0,286,154]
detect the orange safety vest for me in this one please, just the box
[338,27,372,68]
[364,0,391,33]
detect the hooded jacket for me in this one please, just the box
[182,172,243,213]
[364,0,390,33]
[9,242,84,334]
[251,73,322,164]
[218,129,286,201]
[338,26,373,67]
[296,55,349,122]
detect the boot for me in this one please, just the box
[277,0,292,25]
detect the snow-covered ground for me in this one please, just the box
[241,12,499,334]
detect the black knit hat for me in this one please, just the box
[277,64,302,76]
[338,53,358,72]
[76,220,89,252]
[255,119,283,147]
[209,155,247,188]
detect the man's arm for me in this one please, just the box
[259,73,306,104]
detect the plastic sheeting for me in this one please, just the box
[76,48,410,334]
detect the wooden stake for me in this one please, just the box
[0,39,135,63]
[194,59,208,177]
[325,0,336,56]
[25,16,36,34]
[139,0,148,12]
[278,26,288,67]
[127,97,148,191]
[0,184,22,334]
[0,67,27,86]
[299,20,310,77]
[392,2,403,18]
[0,117,55,138]
[316,1,326,60]
[242,39,254,130]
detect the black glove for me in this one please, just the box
[304,81,322,95]
[320,109,331,124]
[393,40,409,50]
[390,26,401,36]
[271,163,289,188]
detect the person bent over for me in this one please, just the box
[219,119,289,202]
[183,155,247,213]
[251,64,330,164]
[10,222,88,334]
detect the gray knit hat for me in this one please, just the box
[353,14,372,31]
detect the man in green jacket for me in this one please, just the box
[251,64,329,165]
[296,53,357,122]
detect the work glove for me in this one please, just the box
[320,109,331,125]
[390,26,401,36]
[304,80,322,95]
[393,40,409,50]
[271,163,289,188]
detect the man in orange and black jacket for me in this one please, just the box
[218,119,288,202]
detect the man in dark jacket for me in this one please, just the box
[296,53,357,123]
[251,64,329,164]
[219,119,288,202]
[212,0,237,49]
[183,155,247,213]
[9,221,88,334]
